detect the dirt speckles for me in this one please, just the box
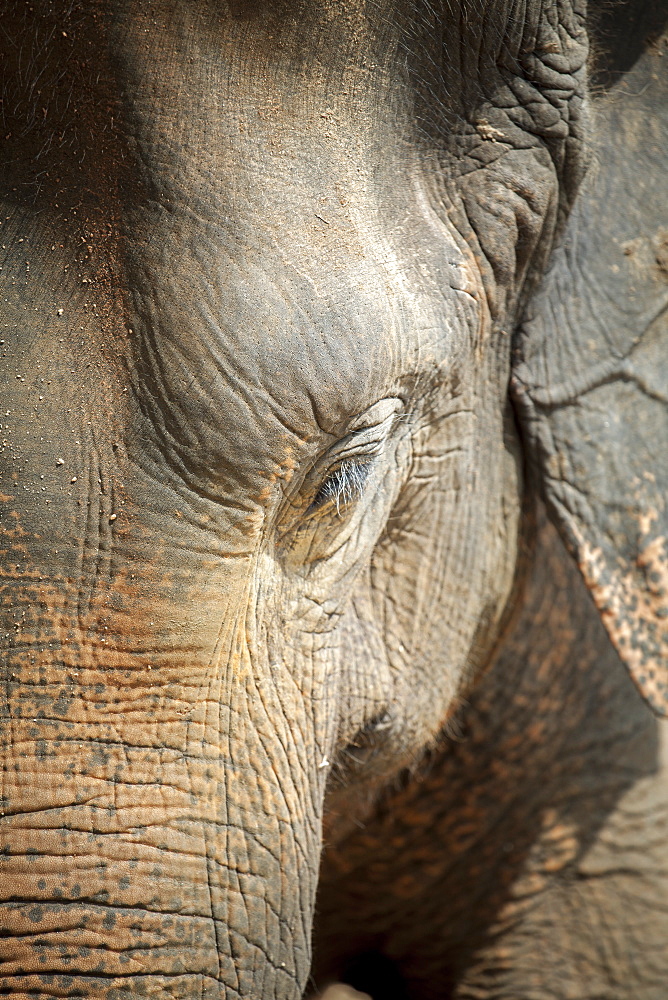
[653,229,668,279]
[574,522,668,715]
[618,229,668,284]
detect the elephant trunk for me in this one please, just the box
[0,569,325,999]
[0,341,334,998]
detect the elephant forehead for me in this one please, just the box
[118,116,475,451]
[118,149,476,480]
[123,229,473,504]
[129,229,463,411]
[107,0,482,448]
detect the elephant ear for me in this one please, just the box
[511,7,668,716]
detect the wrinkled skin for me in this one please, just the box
[1,1,667,998]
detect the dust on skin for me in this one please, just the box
[0,481,208,738]
[0,507,263,982]
[653,228,668,279]
[573,512,668,714]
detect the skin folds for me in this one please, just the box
[0,1,667,997]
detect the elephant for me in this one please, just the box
[1,0,667,997]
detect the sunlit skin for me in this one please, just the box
[1,1,667,998]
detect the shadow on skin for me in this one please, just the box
[310,512,663,999]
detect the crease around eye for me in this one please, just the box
[310,459,374,515]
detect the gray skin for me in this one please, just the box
[0,1,667,998]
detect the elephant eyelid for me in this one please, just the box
[310,459,374,515]
[326,411,399,468]
[301,399,402,518]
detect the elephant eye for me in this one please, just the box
[310,459,374,515]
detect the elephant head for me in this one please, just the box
[0,1,666,997]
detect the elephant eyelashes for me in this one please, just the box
[303,398,403,519]
[310,459,374,515]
